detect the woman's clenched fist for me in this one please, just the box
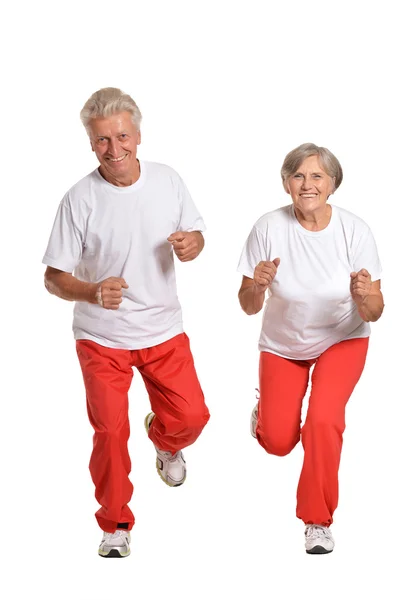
[350,269,371,305]
[254,258,280,293]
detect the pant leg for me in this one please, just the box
[297,337,369,526]
[137,333,210,453]
[257,352,311,456]
[76,340,134,533]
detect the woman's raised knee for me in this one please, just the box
[257,427,299,457]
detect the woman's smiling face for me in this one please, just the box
[285,154,335,213]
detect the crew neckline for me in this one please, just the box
[94,160,147,193]
[290,203,336,237]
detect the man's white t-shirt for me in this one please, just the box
[42,161,205,349]
[238,204,382,360]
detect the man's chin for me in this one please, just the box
[105,162,129,174]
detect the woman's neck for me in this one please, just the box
[294,203,332,232]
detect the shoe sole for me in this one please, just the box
[306,545,333,555]
[144,413,186,488]
[250,409,258,438]
[99,548,130,558]
[144,412,154,434]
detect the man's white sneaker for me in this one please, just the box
[144,412,187,487]
[250,389,260,438]
[98,530,131,558]
[305,525,334,554]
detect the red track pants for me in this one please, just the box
[76,333,209,533]
[255,338,369,526]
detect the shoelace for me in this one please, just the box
[305,525,331,541]
[103,530,128,543]
[157,449,182,462]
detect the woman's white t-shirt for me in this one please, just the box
[42,161,205,349]
[238,204,382,360]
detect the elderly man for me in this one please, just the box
[43,87,210,558]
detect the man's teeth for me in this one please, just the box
[109,155,126,162]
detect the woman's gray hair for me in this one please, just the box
[281,143,343,191]
[80,87,142,133]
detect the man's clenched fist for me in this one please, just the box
[254,258,280,293]
[168,231,204,262]
[94,277,129,310]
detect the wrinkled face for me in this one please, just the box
[285,155,335,213]
[88,111,141,182]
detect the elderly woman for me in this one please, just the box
[238,143,384,554]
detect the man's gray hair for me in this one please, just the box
[80,87,142,132]
[281,143,343,191]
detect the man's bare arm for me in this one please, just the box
[44,267,129,310]
[44,267,97,303]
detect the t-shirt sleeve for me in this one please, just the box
[42,196,84,272]
[352,226,382,282]
[177,176,206,233]
[237,226,267,279]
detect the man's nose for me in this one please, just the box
[108,138,121,156]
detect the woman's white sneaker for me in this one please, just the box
[144,412,187,487]
[98,530,131,558]
[250,389,260,438]
[250,405,258,438]
[305,525,334,554]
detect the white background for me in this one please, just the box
[2,1,398,598]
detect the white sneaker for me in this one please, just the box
[305,525,334,554]
[144,412,187,487]
[250,388,260,438]
[98,530,131,558]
